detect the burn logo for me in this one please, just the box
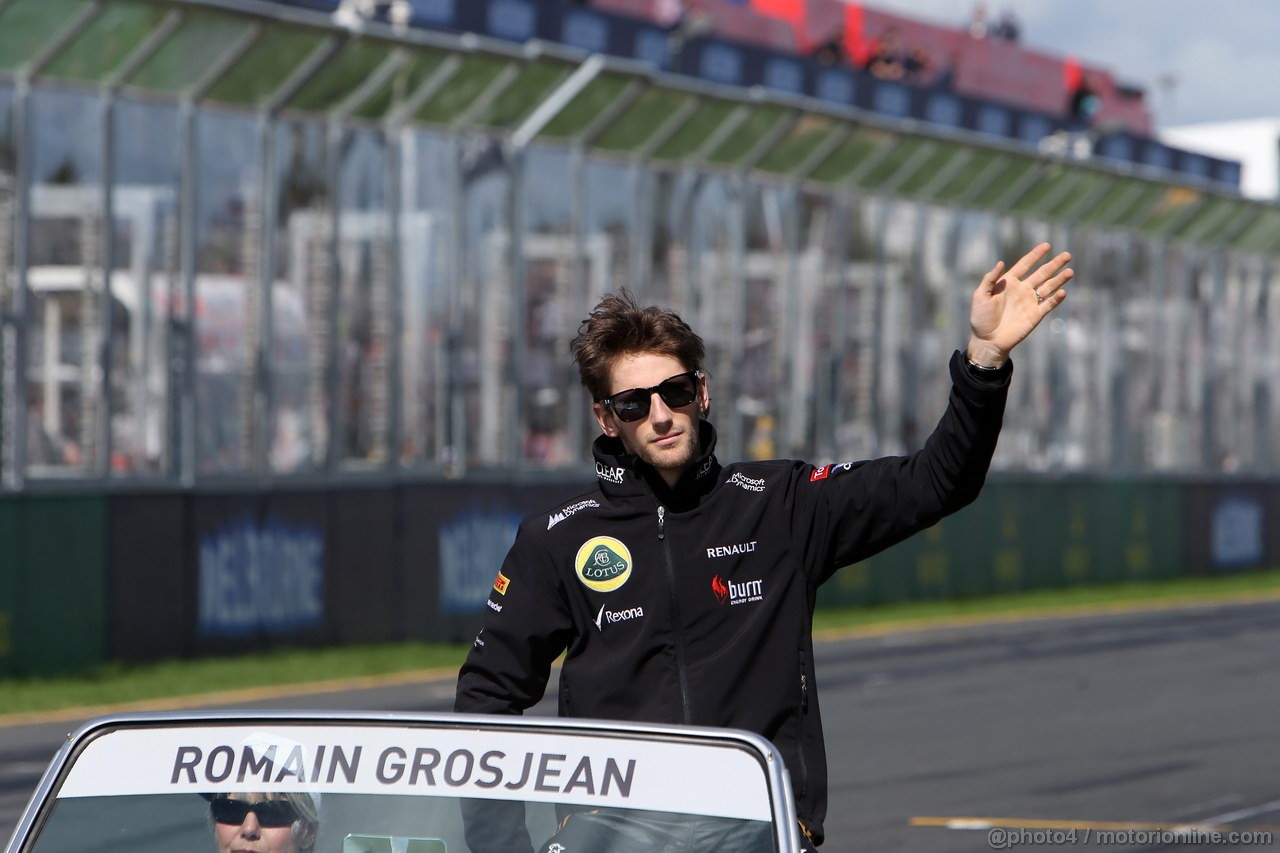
[712,575,764,606]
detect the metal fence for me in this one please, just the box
[0,0,1277,490]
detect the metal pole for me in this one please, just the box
[566,142,587,460]
[255,110,277,476]
[3,79,31,490]
[177,100,198,485]
[324,118,343,472]
[95,91,115,478]
[385,125,404,471]
[446,133,466,476]
[817,197,849,460]
[723,173,745,461]
[507,142,526,468]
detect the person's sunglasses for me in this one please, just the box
[209,797,299,828]
[599,371,702,423]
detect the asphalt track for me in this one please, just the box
[3,597,1279,852]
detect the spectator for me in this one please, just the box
[903,45,932,85]
[654,0,684,28]
[811,28,845,67]
[968,2,989,39]
[1068,76,1101,131]
[865,27,907,81]
[993,9,1020,42]
[663,0,712,63]
[208,792,320,853]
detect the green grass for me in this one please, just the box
[3,571,1280,718]
[0,643,470,718]
[811,570,1280,633]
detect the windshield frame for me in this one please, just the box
[6,710,801,853]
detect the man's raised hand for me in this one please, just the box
[966,242,1072,369]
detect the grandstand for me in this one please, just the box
[0,0,1277,675]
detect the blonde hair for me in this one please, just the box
[208,792,320,851]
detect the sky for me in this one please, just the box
[860,0,1280,129]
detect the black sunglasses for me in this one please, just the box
[599,371,702,423]
[210,797,299,828]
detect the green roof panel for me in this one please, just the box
[852,136,925,191]
[472,60,568,129]
[352,48,448,121]
[414,54,510,125]
[1199,204,1259,246]
[1170,196,1237,241]
[125,11,257,95]
[1006,164,1072,215]
[41,1,169,83]
[651,100,737,162]
[896,144,966,197]
[538,73,631,140]
[1090,182,1164,229]
[286,38,395,114]
[1042,171,1108,219]
[970,157,1037,209]
[593,89,687,152]
[0,0,94,73]
[755,116,838,175]
[1069,178,1137,226]
[931,149,999,204]
[1142,188,1207,235]
[807,127,892,184]
[705,105,787,166]
[202,26,329,107]
[1233,208,1280,253]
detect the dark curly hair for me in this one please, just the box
[571,291,706,402]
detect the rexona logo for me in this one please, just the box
[711,574,765,606]
[575,536,633,592]
[548,499,601,530]
[594,603,645,630]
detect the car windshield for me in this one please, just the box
[11,715,792,853]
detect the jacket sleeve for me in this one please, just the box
[796,349,1010,585]
[455,525,574,714]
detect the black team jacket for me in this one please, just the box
[455,351,1011,846]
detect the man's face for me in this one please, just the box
[211,793,313,853]
[593,352,709,484]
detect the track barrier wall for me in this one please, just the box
[0,478,1276,677]
[0,494,108,677]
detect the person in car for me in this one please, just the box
[457,243,1072,849]
[209,792,320,853]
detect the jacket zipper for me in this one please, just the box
[796,649,810,799]
[658,504,694,724]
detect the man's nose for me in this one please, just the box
[647,391,675,424]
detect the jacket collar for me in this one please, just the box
[591,421,721,509]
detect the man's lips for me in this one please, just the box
[652,432,683,447]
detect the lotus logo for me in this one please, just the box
[574,536,633,592]
[711,575,730,605]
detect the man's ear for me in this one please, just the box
[592,402,617,437]
[698,372,711,419]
